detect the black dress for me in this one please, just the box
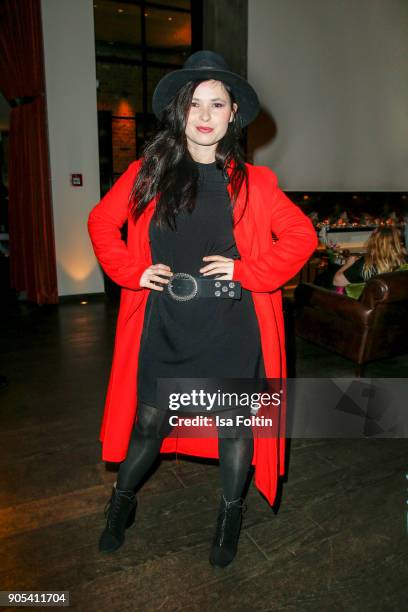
[137,160,266,411]
[343,257,371,283]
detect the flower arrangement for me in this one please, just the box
[307,209,403,230]
[325,240,345,265]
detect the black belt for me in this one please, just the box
[165,273,241,301]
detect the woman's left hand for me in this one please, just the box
[199,255,235,280]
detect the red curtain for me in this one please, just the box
[0,0,58,304]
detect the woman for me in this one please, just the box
[88,50,317,568]
[333,226,407,288]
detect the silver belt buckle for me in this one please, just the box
[167,272,198,302]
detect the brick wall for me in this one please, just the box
[96,61,173,173]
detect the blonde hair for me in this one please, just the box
[362,226,407,280]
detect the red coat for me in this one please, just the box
[88,160,318,505]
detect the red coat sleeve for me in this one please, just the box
[87,160,151,290]
[232,167,318,292]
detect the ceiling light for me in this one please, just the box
[168,16,173,21]
[118,8,124,13]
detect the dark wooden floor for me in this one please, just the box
[1,296,407,611]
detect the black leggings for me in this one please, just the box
[116,402,254,501]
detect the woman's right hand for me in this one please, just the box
[139,264,173,291]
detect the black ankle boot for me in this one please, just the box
[98,484,137,553]
[209,495,247,568]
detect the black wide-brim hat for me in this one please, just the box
[152,50,260,128]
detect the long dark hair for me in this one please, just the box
[129,79,248,229]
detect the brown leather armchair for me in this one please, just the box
[294,270,408,376]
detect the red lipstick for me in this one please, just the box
[197,126,214,133]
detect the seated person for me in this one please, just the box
[333,226,408,291]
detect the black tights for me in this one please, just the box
[116,402,253,501]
